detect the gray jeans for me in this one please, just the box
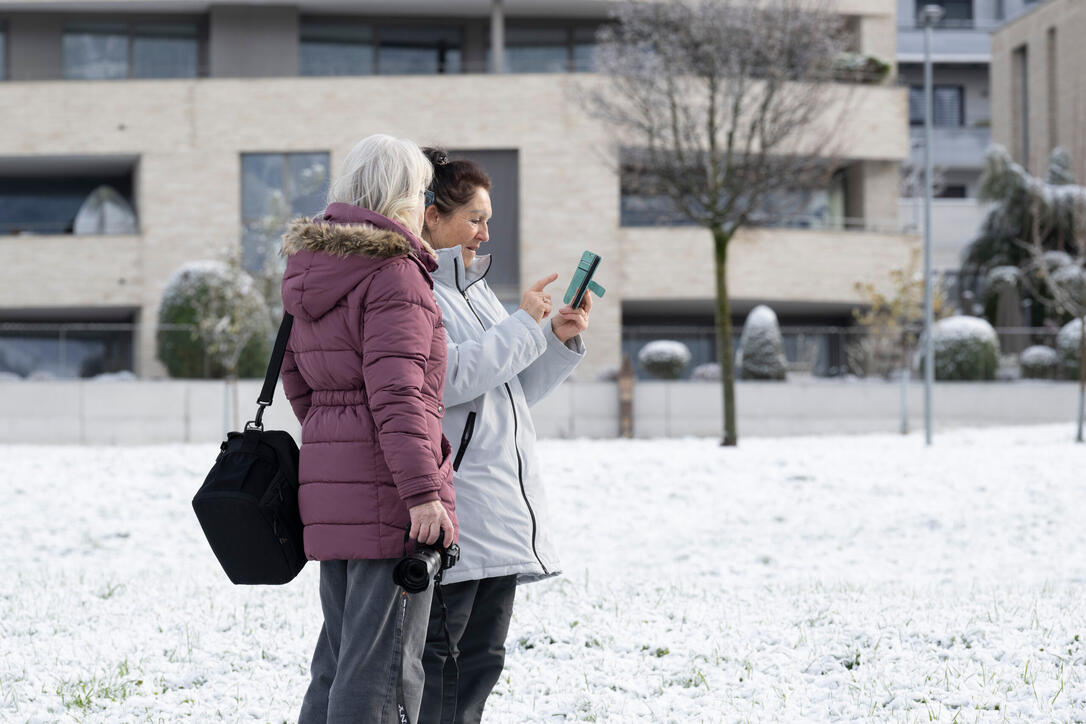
[298,559,433,724]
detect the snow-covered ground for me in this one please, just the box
[3,426,1086,723]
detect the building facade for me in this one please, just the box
[991,0,1086,182]
[0,0,914,381]
[895,0,1039,275]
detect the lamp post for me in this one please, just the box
[920,4,944,447]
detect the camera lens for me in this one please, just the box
[392,550,440,593]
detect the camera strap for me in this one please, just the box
[434,582,460,724]
[393,591,413,724]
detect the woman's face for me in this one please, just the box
[424,186,492,268]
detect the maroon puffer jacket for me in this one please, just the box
[279,203,456,561]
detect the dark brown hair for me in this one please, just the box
[422,147,492,215]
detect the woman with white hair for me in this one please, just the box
[278,133,458,723]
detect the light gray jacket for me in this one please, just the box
[432,246,585,585]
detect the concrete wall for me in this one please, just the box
[0,379,1077,444]
[899,198,988,270]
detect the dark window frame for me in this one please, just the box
[0,21,8,81]
[501,19,605,73]
[909,84,965,127]
[299,16,466,76]
[62,15,208,80]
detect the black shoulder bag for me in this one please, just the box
[192,314,307,585]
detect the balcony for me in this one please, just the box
[897,27,992,63]
[909,125,991,171]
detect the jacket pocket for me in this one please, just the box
[452,411,477,472]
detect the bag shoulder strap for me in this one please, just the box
[249,313,294,430]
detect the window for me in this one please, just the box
[64,22,199,80]
[241,153,330,275]
[572,27,599,72]
[619,163,846,229]
[1013,45,1029,165]
[929,1,972,24]
[909,85,964,127]
[0,25,7,81]
[505,28,570,73]
[0,157,138,235]
[0,313,136,379]
[935,185,968,199]
[378,27,460,75]
[300,23,374,76]
[497,24,601,73]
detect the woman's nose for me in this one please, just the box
[476,224,489,243]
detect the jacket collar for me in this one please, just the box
[281,203,438,272]
[433,246,493,293]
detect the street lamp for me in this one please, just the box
[920,3,944,447]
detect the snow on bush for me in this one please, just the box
[691,362,721,381]
[736,305,787,381]
[1051,264,1086,305]
[1019,345,1060,380]
[157,260,272,379]
[638,340,691,380]
[1057,318,1084,380]
[930,315,999,381]
[984,265,1020,292]
[0,370,23,381]
[90,370,138,382]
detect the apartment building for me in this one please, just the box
[0,0,913,381]
[991,0,1085,182]
[895,0,1038,275]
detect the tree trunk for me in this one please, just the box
[713,228,737,447]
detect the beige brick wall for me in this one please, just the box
[991,0,1086,180]
[619,226,919,304]
[0,68,908,379]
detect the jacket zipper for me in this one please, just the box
[454,261,548,574]
[452,411,476,472]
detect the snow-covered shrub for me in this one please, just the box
[1057,318,1084,380]
[157,261,272,379]
[0,371,23,381]
[90,370,138,382]
[27,370,58,381]
[737,305,787,381]
[691,363,721,381]
[596,366,620,382]
[985,265,1020,293]
[1019,345,1060,380]
[929,316,999,381]
[638,340,691,380]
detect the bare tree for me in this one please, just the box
[582,0,858,445]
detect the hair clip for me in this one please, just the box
[436,151,449,166]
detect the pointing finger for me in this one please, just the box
[529,273,559,292]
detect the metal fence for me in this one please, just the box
[623,324,1072,381]
[1,321,1076,382]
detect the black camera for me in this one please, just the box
[393,535,460,593]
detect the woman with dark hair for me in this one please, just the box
[417,147,592,723]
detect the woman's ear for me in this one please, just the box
[423,205,441,235]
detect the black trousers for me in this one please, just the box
[419,575,518,724]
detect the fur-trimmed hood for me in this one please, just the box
[280,203,438,322]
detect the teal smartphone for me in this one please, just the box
[563,251,606,309]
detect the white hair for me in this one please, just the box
[327,134,433,235]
